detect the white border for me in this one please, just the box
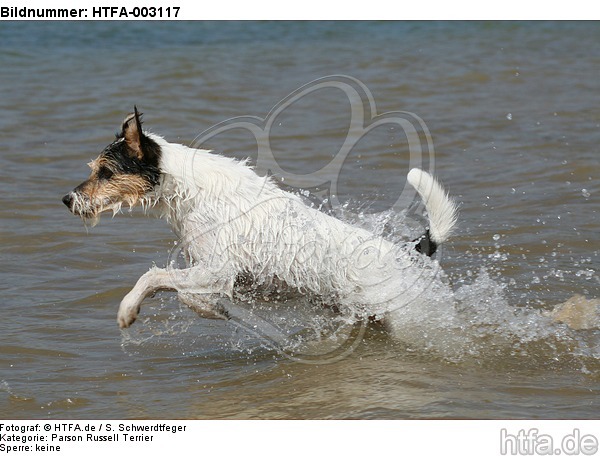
[1,420,599,456]
[1,0,597,20]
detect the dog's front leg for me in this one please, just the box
[117,266,225,328]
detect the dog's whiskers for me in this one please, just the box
[111,202,123,217]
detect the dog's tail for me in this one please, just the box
[407,168,458,256]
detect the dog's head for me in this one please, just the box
[62,108,162,226]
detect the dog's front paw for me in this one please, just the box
[117,296,141,329]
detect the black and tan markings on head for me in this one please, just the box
[62,107,162,225]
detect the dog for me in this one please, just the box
[62,108,458,329]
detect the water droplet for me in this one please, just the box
[582,188,590,198]
[492,234,501,241]
[506,113,513,120]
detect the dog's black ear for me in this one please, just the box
[121,106,144,160]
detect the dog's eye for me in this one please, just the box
[98,167,114,180]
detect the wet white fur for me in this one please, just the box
[407,168,458,244]
[117,133,458,328]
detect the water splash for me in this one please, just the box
[121,206,599,372]
[372,204,600,371]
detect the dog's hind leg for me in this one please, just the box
[117,266,230,328]
[177,292,230,320]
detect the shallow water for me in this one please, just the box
[0,21,599,419]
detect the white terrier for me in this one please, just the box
[63,108,458,329]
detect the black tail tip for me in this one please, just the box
[414,229,437,257]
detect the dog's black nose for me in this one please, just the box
[62,193,73,208]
